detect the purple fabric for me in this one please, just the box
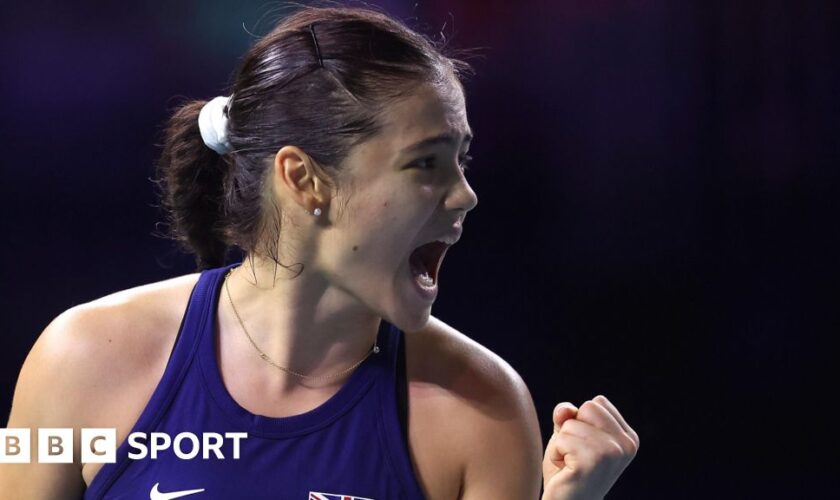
[83,262,425,500]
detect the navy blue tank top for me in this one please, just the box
[83,262,426,499]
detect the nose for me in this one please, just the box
[445,170,478,215]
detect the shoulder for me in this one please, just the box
[405,316,544,498]
[406,315,539,416]
[7,272,201,430]
[3,272,201,494]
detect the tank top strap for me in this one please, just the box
[376,323,427,497]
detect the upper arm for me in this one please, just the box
[420,319,543,500]
[458,364,544,500]
[0,306,108,498]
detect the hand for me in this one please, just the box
[542,395,639,500]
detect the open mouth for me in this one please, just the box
[409,240,450,286]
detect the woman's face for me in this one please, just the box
[319,80,478,331]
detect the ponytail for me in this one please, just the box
[154,99,230,270]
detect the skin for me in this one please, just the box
[542,396,640,499]
[221,76,477,394]
[1,72,638,499]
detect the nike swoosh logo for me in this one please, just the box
[149,482,205,500]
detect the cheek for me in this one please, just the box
[332,182,433,264]
[337,195,402,255]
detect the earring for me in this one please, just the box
[313,207,322,216]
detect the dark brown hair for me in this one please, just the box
[153,4,475,273]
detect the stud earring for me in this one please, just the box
[312,207,322,216]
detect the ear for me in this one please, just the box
[272,145,330,213]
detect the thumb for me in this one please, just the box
[552,402,578,434]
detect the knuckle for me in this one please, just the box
[604,440,626,460]
[619,432,639,455]
[558,419,577,433]
[557,427,575,439]
[578,400,597,417]
[627,432,640,452]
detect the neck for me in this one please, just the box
[219,257,381,389]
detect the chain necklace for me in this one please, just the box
[223,268,379,382]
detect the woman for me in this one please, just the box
[2,5,637,499]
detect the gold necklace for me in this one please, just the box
[223,268,379,382]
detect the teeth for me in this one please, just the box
[417,271,435,287]
[435,236,457,245]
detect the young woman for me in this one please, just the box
[2,5,637,499]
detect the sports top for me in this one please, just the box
[83,262,426,499]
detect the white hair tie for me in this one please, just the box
[198,95,233,155]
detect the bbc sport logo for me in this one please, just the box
[0,428,248,463]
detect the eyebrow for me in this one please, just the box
[400,131,473,154]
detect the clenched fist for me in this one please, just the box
[542,395,639,500]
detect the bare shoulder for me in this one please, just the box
[3,271,201,494]
[7,271,201,430]
[404,316,544,499]
[406,315,538,417]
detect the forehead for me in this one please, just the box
[381,81,471,144]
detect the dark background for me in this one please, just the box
[2,0,838,498]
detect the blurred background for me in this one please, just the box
[2,0,838,497]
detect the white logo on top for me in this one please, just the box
[149,482,205,500]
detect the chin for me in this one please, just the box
[385,307,431,334]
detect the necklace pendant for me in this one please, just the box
[373,346,380,354]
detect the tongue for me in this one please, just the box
[409,248,430,276]
[410,241,446,282]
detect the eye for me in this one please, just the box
[410,155,473,172]
[458,154,473,172]
[411,156,437,170]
